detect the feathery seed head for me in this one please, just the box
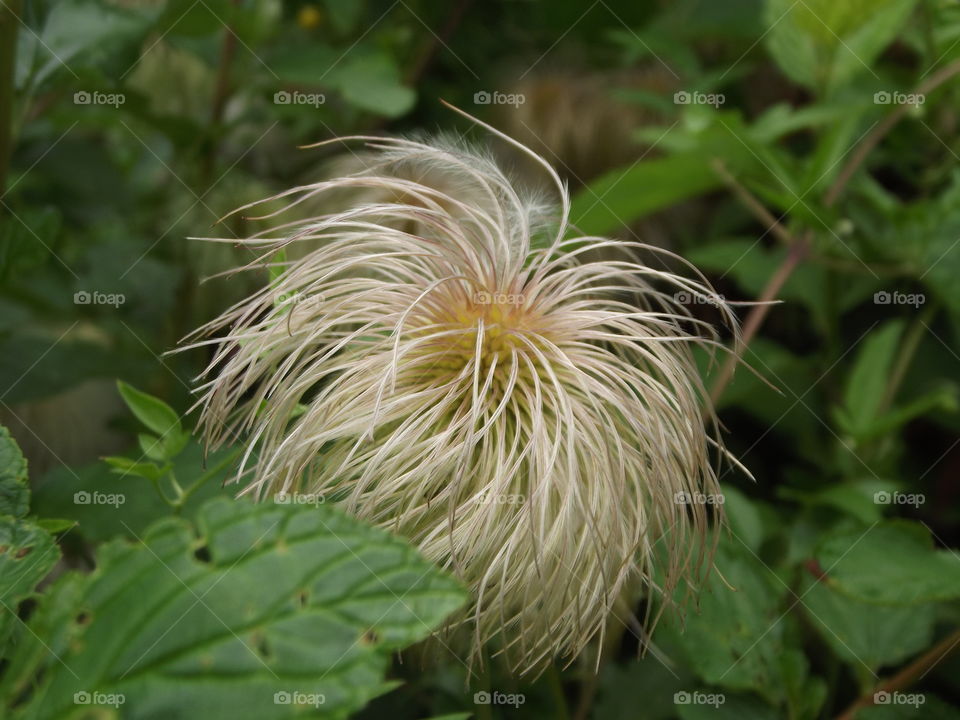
[185,116,740,675]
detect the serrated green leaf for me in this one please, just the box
[816,521,960,605]
[657,540,791,702]
[0,517,59,608]
[0,426,29,518]
[1,497,467,720]
[799,574,935,671]
[116,381,183,439]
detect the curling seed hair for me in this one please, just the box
[184,111,740,675]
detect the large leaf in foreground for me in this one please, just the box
[0,427,60,648]
[815,521,960,605]
[1,498,467,720]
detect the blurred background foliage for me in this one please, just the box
[2,0,960,718]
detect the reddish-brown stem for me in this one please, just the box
[708,57,960,403]
[825,57,960,206]
[709,231,810,404]
[836,626,960,720]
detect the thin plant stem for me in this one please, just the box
[836,626,960,720]
[0,0,21,199]
[709,58,960,403]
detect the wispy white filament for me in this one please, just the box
[184,121,739,674]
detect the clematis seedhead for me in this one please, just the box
[186,115,741,674]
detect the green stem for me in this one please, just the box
[178,448,243,505]
[879,302,939,415]
[0,0,21,198]
[547,664,571,720]
[474,661,494,720]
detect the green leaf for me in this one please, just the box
[0,426,59,651]
[764,0,920,93]
[332,52,415,117]
[676,693,781,720]
[34,442,233,543]
[138,429,189,462]
[855,694,960,719]
[658,540,792,703]
[595,656,693,720]
[799,574,935,672]
[21,0,155,89]
[324,0,363,34]
[116,380,183,439]
[834,321,904,440]
[781,479,898,525]
[0,497,467,720]
[815,521,960,605]
[0,426,29,518]
[103,454,169,482]
[571,153,724,235]
[723,486,767,553]
[0,517,58,602]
